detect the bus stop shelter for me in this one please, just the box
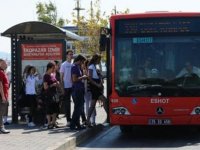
[1,21,84,123]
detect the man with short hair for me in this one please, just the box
[70,55,87,130]
[0,59,10,134]
[60,50,73,126]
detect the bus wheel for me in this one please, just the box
[120,125,132,133]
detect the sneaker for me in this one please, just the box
[0,128,10,134]
[4,122,10,125]
[28,122,36,127]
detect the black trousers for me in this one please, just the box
[64,88,72,122]
[25,94,37,122]
[70,89,85,128]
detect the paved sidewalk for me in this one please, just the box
[0,104,107,150]
[0,80,108,150]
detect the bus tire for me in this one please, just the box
[120,125,132,133]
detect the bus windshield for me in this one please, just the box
[115,36,200,96]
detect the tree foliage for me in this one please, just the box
[36,1,67,27]
[72,0,109,57]
[72,0,130,60]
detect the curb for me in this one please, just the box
[76,124,105,146]
[46,124,105,150]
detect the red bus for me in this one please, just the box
[107,12,200,132]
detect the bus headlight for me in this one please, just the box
[112,107,130,115]
[191,107,200,115]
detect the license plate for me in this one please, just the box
[148,119,171,125]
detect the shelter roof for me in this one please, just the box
[1,21,84,41]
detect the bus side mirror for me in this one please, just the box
[99,27,110,52]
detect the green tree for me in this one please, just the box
[72,0,109,57]
[72,0,129,59]
[36,1,68,27]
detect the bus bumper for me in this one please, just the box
[110,115,200,125]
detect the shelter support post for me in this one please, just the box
[11,34,19,123]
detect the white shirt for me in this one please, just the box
[176,66,200,78]
[25,75,39,95]
[88,64,99,79]
[60,61,72,88]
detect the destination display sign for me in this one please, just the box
[116,17,200,35]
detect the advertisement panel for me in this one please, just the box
[20,41,65,78]
[21,43,62,60]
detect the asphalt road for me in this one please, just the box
[77,125,200,150]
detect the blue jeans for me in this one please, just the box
[70,89,85,128]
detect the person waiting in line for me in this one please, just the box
[0,59,10,133]
[70,55,87,130]
[79,59,87,125]
[86,54,108,127]
[176,62,200,78]
[24,66,40,127]
[18,65,31,122]
[82,59,96,126]
[53,60,62,119]
[60,50,73,126]
[43,62,60,129]
[3,70,12,125]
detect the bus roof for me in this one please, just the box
[110,12,200,20]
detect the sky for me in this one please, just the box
[1,0,200,53]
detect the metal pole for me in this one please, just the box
[11,34,18,123]
[73,0,85,23]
